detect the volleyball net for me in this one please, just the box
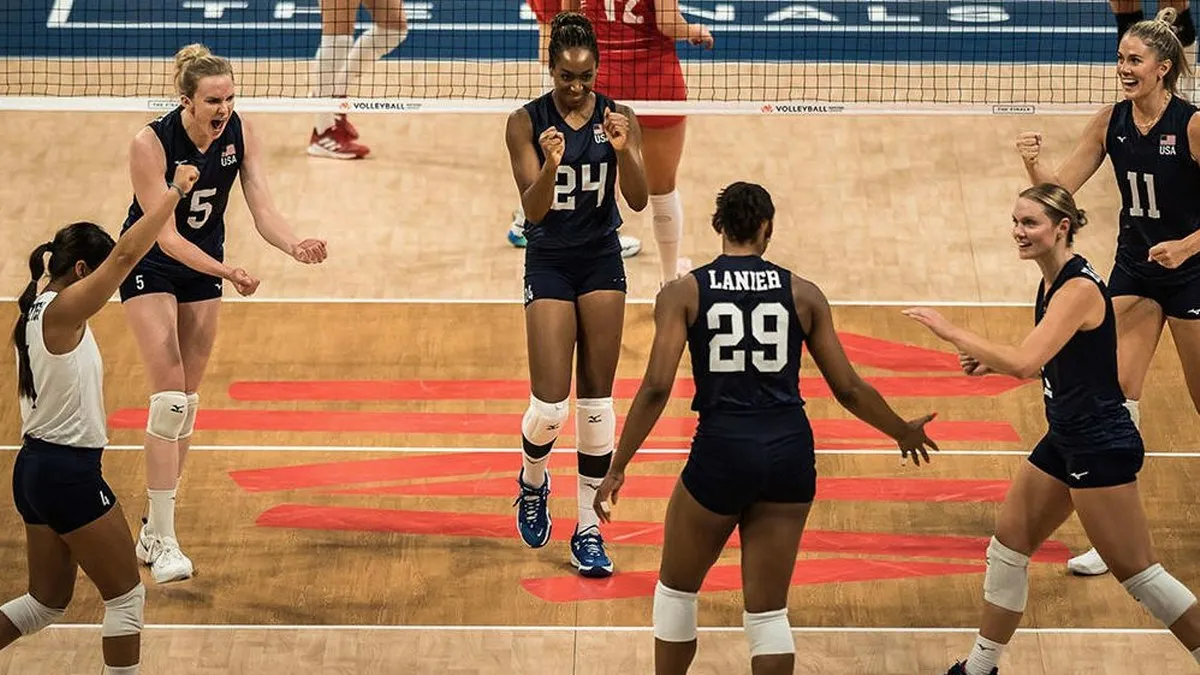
[0,0,1144,115]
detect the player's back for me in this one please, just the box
[1106,96,1200,282]
[581,0,673,57]
[687,254,806,425]
[122,105,245,273]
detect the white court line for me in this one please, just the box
[43,623,1172,635]
[0,296,1036,307]
[1,444,1197,458]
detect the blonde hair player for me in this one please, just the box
[576,0,713,287]
[307,0,409,158]
[1,166,200,675]
[507,0,644,260]
[1015,8,1200,577]
[596,182,936,675]
[119,44,328,584]
[904,185,1200,675]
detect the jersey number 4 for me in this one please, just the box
[187,188,218,229]
[553,164,608,210]
[707,302,789,373]
[1125,171,1161,219]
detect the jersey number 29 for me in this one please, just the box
[707,302,789,373]
[553,164,607,210]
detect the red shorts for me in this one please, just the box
[596,48,686,129]
[529,0,557,25]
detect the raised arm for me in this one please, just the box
[128,127,233,280]
[1017,106,1112,193]
[655,0,714,46]
[798,278,937,463]
[44,167,199,337]
[609,104,648,212]
[240,115,326,264]
[904,278,1103,380]
[506,107,561,223]
[594,276,693,521]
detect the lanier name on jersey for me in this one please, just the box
[708,269,784,292]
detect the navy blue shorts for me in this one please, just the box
[681,409,816,516]
[120,262,222,304]
[1109,260,1200,320]
[13,436,116,535]
[1027,420,1144,489]
[523,235,626,306]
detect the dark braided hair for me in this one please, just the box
[711,182,775,244]
[13,222,115,400]
[548,11,599,68]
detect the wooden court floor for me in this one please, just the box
[2,91,1199,671]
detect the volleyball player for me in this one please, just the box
[121,44,328,584]
[1110,1,1194,51]
[594,182,937,674]
[507,2,644,260]
[903,184,1200,675]
[1,167,200,675]
[506,12,649,578]
[308,0,409,158]
[1015,9,1200,576]
[580,0,713,286]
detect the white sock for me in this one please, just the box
[578,474,603,531]
[511,204,526,236]
[105,665,139,675]
[146,488,177,542]
[650,191,684,283]
[965,634,1005,675]
[521,452,550,489]
[1124,398,1141,430]
[311,33,353,132]
[343,26,407,90]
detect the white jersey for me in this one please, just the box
[18,291,108,448]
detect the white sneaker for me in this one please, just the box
[1067,547,1109,576]
[137,526,194,583]
[619,235,642,258]
[135,524,161,565]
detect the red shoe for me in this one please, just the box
[335,113,359,140]
[307,122,370,159]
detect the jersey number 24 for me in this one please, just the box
[707,302,789,373]
[552,164,608,210]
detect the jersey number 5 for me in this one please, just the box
[708,302,789,373]
[553,164,608,211]
[187,188,218,229]
[1125,171,1161,219]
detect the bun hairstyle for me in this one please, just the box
[1124,8,1193,95]
[1020,183,1088,245]
[13,222,115,400]
[548,11,599,68]
[711,182,776,244]
[174,43,234,98]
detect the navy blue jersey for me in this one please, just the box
[1107,96,1200,282]
[687,255,806,414]
[521,92,622,251]
[1036,255,1128,434]
[121,106,244,274]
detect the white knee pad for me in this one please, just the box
[1122,563,1198,626]
[146,391,188,441]
[179,392,200,439]
[102,583,145,638]
[983,536,1030,613]
[575,397,615,456]
[0,594,65,636]
[650,191,684,244]
[653,581,698,643]
[521,394,569,447]
[744,608,793,657]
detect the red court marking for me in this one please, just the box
[837,333,963,372]
[520,558,986,603]
[254,505,1071,563]
[229,452,688,492]
[327,475,1011,503]
[111,409,1018,442]
[228,374,1025,402]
